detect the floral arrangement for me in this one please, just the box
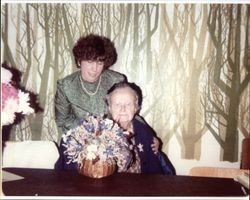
[62,115,132,172]
[1,66,34,126]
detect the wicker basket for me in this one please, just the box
[78,158,116,178]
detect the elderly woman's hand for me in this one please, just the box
[151,137,160,154]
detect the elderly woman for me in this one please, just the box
[106,81,175,175]
[54,34,159,170]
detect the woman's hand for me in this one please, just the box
[151,137,160,154]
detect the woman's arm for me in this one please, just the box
[54,81,79,141]
[151,137,160,154]
[134,115,160,154]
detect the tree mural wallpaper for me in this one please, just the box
[1,3,249,174]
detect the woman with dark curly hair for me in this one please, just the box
[54,34,159,170]
[54,34,125,139]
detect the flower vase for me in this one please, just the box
[78,158,116,178]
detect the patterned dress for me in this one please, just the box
[126,137,141,173]
[54,69,125,141]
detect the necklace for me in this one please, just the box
[80,74,102,96]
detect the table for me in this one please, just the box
[2,168,249,197]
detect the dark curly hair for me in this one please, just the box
[72,34,117,69]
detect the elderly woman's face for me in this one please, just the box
[79,60,104,82]
[108,87,138,127]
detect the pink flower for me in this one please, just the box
[1,67,34,126]
[1,83,19,111]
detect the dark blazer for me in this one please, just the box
[133,118,175,175]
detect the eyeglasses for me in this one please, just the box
[111,102,136,111]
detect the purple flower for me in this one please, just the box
[62,115,132,171]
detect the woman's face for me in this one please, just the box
[79,60,104,82]
[108,87,138,129]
